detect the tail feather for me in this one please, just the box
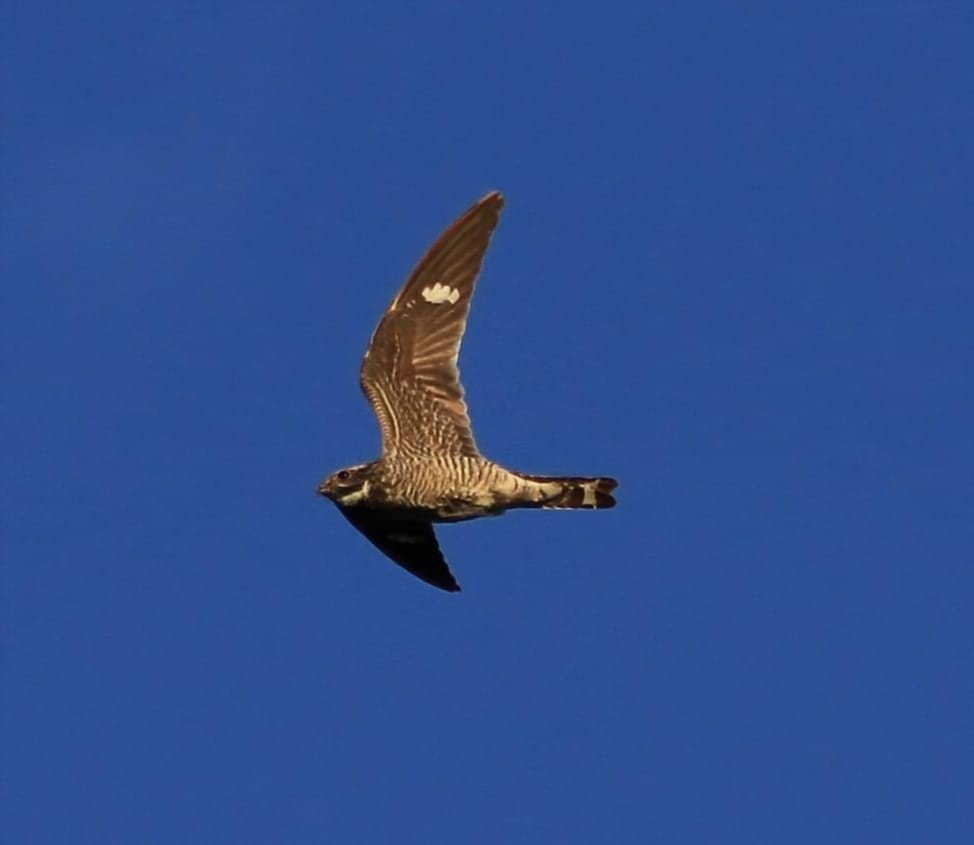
[519,474,618,510]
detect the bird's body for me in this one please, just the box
[318,191,617,591]
[344,456,518,521]
[333,456,613,522]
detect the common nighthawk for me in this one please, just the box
[317,191,617,592]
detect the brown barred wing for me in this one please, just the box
[359,192,505,458]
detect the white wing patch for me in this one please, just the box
[421,283,460,305]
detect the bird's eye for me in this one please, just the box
[337,470,350,481]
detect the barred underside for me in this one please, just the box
[374,455,503,509]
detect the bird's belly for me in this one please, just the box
[430,493,504,523]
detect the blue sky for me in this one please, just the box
[3,4,972,842]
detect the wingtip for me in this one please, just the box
[429,572,462,593]
[481,190,504,209]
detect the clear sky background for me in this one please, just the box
[3,4,971,843]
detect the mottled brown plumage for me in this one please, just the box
[318,192,617,592]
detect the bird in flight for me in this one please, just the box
[318,191,617,592]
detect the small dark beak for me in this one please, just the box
[316,482,329,497]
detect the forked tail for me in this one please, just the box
[519,474,618,510]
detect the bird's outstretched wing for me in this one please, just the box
[360,192,504,458]
[339,507,460,592]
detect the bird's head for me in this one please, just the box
[317,463,373,506]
